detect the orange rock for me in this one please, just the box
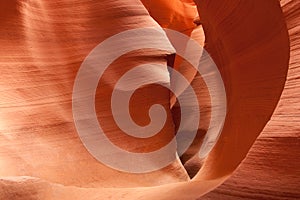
[0,0,298,199]
[0,0,189,188]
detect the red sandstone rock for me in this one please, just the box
[0,0,299,199]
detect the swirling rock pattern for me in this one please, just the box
[0,0,299,199]
[202,0,300,199]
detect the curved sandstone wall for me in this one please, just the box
[0,0,298,199]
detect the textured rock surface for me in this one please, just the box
[193,0,290,179]
[201,0,300,199]
[0,0,299,199]
[0,0,191,188]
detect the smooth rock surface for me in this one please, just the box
[0,0,299,199]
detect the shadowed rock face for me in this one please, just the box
[0,0,299,200]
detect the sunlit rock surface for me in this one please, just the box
[0,0,299,199]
